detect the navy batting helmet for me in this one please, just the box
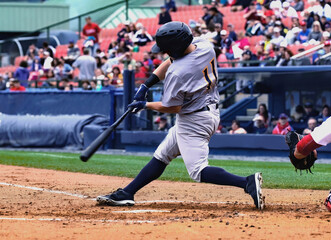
[151,21,193,59]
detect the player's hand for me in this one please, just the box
[134,84,149,101]
[128,101,146,113]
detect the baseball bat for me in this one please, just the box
[80,108,132,162]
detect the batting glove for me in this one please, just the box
[134,84,149,101]
[128,101,146,113]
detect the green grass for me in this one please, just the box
[0,150,330,190]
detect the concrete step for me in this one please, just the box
[236,115,254,122]
[246,108,257,116]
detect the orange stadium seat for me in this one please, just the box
[54,45,68,58]
[14,56,26,66]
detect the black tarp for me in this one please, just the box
[0,114,109,149]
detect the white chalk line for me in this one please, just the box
[0,182,89,199]
[1,181,294,207]
[113,209,170,214]
[0,217,155,224]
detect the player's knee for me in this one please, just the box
[188,169,203,182]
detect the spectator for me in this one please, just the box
[54,58,73,80]
[231,0,253,12]
[291,104,306,122]
[201,5,212,26]
[314,41,331,64]
[117,20,131,42]
[293,0,305,12]
[94,68,106,81]
[101,53,126,75]
[270,27,285,46]
[42,42,54,58]
[281,1,298,19]
[317,104,330,123]
[276,48,294,66]
[229,120,247,134]
[108,66,123,86]
[9,78,26,92]
[254,103,272,128]
[26,44,38,59]
[13,60,29,88]
[227,24,237,41]
[82,16,101,55]
[0,75,6,90]
[119,34,133,52]
[208,7,224,27]
[239,50,259,67]
[235,31,250,50]
[121,52,136,70]
[297,21,311,43]
[81,80,91,90]
[128,22,138,39]
[165,0,177,12]
[89,80,97,90]
[58,78,72,91]
[246,20,265,36]
[303,102,319,120]
[265,116,279,134]
[303,117,318,135]
[272,113,293,135]
[249,115,268,134]
[43,51,53,72]
[308,21,323,44]
[72,48,97,80]
[285,26,301,45]
[154,114,170,131]
[216,119,228,134]
[243,2,264,30]
[132,27,153,46]
[158,5,172,25]
[135,61,148,79]
[65,40,80,65]
[293,48,312,65]
[219,30,234,59]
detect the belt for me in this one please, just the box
[184,103,219,115]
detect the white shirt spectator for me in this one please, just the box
[324,4,331,20]
[282,2,298,18]
[271,28,285,46]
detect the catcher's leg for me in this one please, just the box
[325,190,331,212]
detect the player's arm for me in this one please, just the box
[133,58,172,101]
[146,101,181,114]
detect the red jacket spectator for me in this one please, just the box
[9,79,26,91]
[82,16,101,43]
[272,113,293,135]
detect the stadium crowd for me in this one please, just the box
[0,0,330,133]
[1,0,331,91]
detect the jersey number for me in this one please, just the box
[202,58,217,90]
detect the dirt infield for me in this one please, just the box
[0,164,330,240]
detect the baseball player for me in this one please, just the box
[286,116,331,212]
[97,22,264,210]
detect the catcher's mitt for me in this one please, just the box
[285,131,317,173]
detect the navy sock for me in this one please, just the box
[124,157,167,195]
[200,166,247,189]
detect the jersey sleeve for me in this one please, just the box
[161,72,184,107]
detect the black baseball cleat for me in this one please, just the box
[285,131,303,153]
[245,172,264,210]
[96,188,135,206]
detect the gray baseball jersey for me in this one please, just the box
[154,38,220,182]
[161,38,220,114]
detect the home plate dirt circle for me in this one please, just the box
[0,165,330,240]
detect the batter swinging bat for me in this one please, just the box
[80,108,132,162]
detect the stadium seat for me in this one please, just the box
[54,45,69,58]
[14,56,26,66]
